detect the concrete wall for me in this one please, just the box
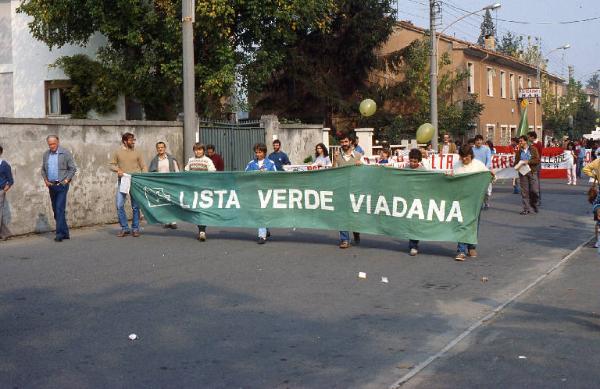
[261,115,325,164]
[0,118,183,236]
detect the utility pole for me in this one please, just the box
[429,0,439,150]
[182,0,196,161]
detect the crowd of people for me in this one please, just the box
[0,130,599,258]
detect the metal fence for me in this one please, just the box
[198,119,265,171]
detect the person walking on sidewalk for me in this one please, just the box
[149,141,180,229]
[0,145,14,241]
[333,133,363,248]
[41,135,77,242]
[245,143,277,244]
[109,132,147,237]
[184,143,216,241]
[514,135,540,215]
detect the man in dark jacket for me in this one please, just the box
[41,135,77,242]
[514,135,540,215]
[0,145,14,240]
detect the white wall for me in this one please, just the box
[8,0,125,119]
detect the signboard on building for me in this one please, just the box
[518,88,542,98]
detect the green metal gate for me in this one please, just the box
[198,119,265,171]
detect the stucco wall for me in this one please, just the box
[261,115,325,164]
[0,118,183,236]
[8,0,126,119]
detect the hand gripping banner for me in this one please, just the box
[130,165,491,244]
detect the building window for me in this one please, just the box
[510,125,517,139]
[500,71,506,98]
[518,75,524,90]
[500,125,510,145]
[487,67,494,97]
[45,80,72,116]
[467,62,475,94]
[509,73,515,100]
[527,78,532,88]
[486,124,495,141]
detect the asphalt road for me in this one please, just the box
[0,180,596,388]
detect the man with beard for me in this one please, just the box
[333,134,363,248]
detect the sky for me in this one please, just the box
[396,0,600,85]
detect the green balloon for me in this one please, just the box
[416,123,435,143]
[359,99,377,117]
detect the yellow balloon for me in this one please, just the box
[416,123,435,143]
[359,99,377,117]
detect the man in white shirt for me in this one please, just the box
[149,142,180,228]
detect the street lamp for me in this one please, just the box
[430,2,501,150]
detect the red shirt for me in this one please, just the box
[209,153,225,171]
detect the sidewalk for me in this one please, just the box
[405,239,600,388]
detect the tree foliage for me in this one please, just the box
[497,31,523,57]
[542,77,598,138]
[363,38,484,143]
[586,73,600,90]
[18,0,336,119]
[477,9,495,46]
[251,0,396,125]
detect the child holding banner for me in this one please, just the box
[185,143,216,241]
[246,143,277,244]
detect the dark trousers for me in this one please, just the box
[49,184,70,238]
[519,173,539,212]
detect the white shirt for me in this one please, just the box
[454,158,489,174]
[442,144,449,154]
[157,156,170,173]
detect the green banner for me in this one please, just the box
[130,166,490,244]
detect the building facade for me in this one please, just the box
[377,21,566,145]
[0,0,126,119]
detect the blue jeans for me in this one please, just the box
[457,208,481,254]
[49,183,70,238]
[576,160,583,178]
[116,190,139,232]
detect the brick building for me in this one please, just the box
[376,21,566,145]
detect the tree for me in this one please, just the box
[519,36,543,67]
[251,0,396,125]
[477,9,495,46]
[497,31,523,57]
[18,0,336,120]
[542,77,598,138]
[586,73,600,90]
[364,38,484,143]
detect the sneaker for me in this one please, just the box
[163,224,171,229]
[483,203,489,210]
[117,230,130,237]
[468,248,478,258]
[339,241,350,249]
[257,237,266,244]
[409,248,418,256]
[519,210,530,215]
[170,223,178,229]
[455,253,466,261]
[198,231,206,241]
[132,231,141,237]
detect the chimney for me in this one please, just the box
[484,34,496,51]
